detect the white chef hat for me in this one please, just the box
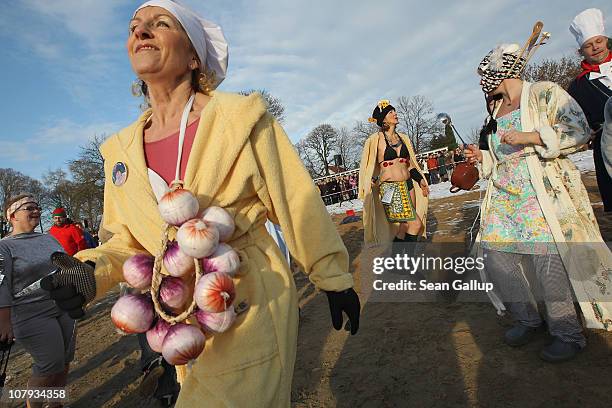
[134,0,229,88]
[570,8,607,47]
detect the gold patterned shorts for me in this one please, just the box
[379,180,416,222]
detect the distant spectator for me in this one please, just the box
[437,152,448,182]
[74,222,96,249]
[427,154,439,184]
[420,158,430,185]
[48,208,87,256]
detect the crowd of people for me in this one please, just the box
[0,2,611,407]
[313,146,468,206]
[416,147,466,185]
[315,172,359,205]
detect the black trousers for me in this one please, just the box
[593,134,612,212]
[137,333,180,398]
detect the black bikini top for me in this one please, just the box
[381,133,409,163]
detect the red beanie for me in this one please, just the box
[52,208,67,218]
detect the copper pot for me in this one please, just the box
[450,162,479,193]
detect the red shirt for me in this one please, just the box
[427,157,438,170]
[144,119,200,185]
[49,223,87,256]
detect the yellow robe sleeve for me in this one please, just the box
[74,138,148,300]
[251,114,353,292]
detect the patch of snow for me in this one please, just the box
[568,149,595,173]
[326,200,363,215]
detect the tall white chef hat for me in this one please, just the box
[134,0,229,88]
[570,8,607,47]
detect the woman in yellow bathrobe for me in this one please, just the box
[40,1,360,406]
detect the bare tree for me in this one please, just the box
[333,127,361,170]
[467,127,482,145]
[523,55,582,90]
[295,140,321,178]
[395,95,441,153]
[352,120,379,147]
[67,134,108,230]
[41,135,108,231]
[302,124,338,176]
[239,89,286,124]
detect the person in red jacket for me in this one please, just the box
[48,208,87,256]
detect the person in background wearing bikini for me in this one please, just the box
[359,100,429,247]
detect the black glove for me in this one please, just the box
[41,252,97,319]
[325,288,360,335]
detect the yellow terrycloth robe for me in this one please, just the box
[75,91,354,407]
[358,132,429,244]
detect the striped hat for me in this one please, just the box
[52,208,67,218]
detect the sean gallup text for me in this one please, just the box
[372,279,494,292]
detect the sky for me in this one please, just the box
[1,0,611,180]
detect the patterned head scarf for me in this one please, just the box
[5,195,37,220]
[477,43,526,94]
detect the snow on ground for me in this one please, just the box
[569,149,596,173]
[325,150,596,215]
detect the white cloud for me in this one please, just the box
[3,0,612,179]
[0,119,120,162]
[0,141,42,162]
[210,0,612,143]
[28,119,122,146]
[21,0,126,50]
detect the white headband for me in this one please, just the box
[134,0,229,88]
[6,197,36,220]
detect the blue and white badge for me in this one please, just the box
[112,162,128,186]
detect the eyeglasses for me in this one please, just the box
[16,205,41,212]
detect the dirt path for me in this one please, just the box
[1,171,610,408]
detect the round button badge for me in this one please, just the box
[112,162,128,186]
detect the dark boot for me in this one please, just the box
[539,337,581,363]
[403,234,418,257]
[402,234,421,277]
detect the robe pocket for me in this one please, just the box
[192,247,281,377]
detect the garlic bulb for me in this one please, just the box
[201,243,240,276]
[195,306,237,334]
[146,319,171,353]
[122,253,154,289]
[201,206,235,242]
[176,219,219,258]
[161,323,206,365]
[111,294,155,334]
[159,276,190,315]
[163,240,195,277]
[194,272,236,313]
[158,188,199,226]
